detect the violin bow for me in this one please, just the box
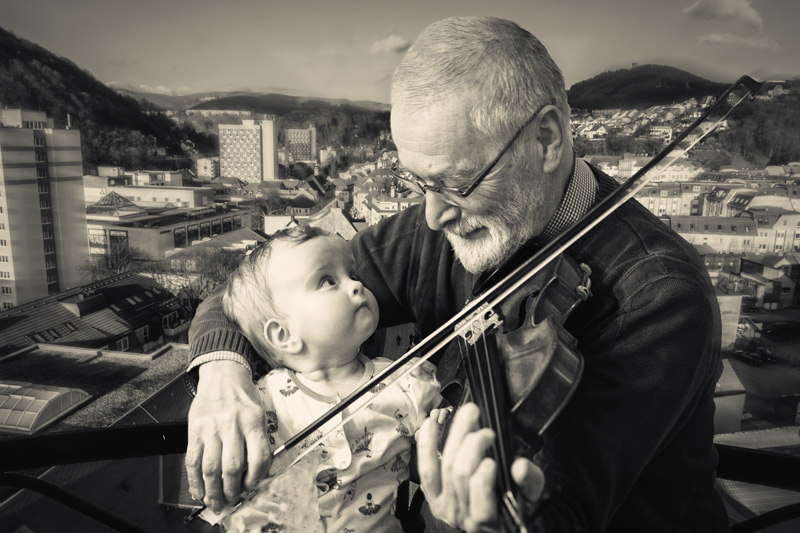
[269,75,764,486]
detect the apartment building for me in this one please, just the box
[197,157,220,179]
[747,208,800,254]
[285,125,316,163]
[219,118,279,182]
[662,215,757,254]
[0,109,89,308]
[635,181,718,217]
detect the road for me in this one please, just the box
[727,335,800,423]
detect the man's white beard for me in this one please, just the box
[444,206,534,274]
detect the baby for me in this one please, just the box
[218,225,443,533]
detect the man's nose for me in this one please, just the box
[424,192,460,231]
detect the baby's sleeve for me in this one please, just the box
[397,358,443,434]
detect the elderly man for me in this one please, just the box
[186,17,729,532]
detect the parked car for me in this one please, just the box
[763,322,800,340]
[754,346,776,363]
[731,350,766,366]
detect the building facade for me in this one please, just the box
[662,215,757,254]
[285,125,316,163]
[219,118,279,183]
[0,109,89,308]
[87,204,250,261]
[196,157,220,179]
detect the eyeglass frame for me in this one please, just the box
[390,103,551,198]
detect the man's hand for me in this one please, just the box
[185,361,271,513]
[416,403,545,532]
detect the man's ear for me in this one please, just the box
[264,318,303,354]
[536,105,566,174]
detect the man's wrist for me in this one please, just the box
[187,351,253,377]
[185,351,253,397]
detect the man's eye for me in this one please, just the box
[320,277,336,287]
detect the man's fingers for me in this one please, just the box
[221,437,245,506]
[465,457,499,531]
[416,415,444,498]
[441,403,481,465]
[201,437,224,512]
[185,431,205,501]
[511,457,545,503]
[243,427,271,492]
[450,426,495,523]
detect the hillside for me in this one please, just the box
[116,87,390,114]
[0,26,213,173]
[568,64,730,110]
[119,89,393,151]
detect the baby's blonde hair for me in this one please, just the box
[222,225,329,367]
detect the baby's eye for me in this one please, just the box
[320,276,336,287]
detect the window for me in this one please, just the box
[2,302,12,310]
[1,287,11,294]
[0,240,7,247]
[139,325,150,343]
[116,337,129,351]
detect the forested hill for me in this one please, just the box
[567,65,730,110]
[0,26,213,173]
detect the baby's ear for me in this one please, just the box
[264,319,303,354]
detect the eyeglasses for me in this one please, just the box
[390,104,549,198]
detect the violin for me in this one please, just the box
[269,75,765,530]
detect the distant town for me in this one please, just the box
[1,82,800,530]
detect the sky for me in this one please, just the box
[1,0,797,104]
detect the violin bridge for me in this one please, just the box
[455,303,502,346]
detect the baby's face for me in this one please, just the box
[268,235,379,367]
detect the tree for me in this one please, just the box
[80,239,148,283]
[142,247,242,314]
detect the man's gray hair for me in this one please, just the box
[391,17,569,147]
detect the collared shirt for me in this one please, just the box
[537,155,598,243]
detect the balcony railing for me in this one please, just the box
[1,424,799,532]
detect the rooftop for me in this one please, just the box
[0,344,188,435]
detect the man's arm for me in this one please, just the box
[185,290,270,513]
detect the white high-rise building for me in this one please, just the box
[286,125,317,163]
[219,118,279,183]
[0,109,89,308]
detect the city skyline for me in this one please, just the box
[1,0,798,103]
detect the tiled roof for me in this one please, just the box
[0,273,179,354]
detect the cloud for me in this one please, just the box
[698,32,779,50]
[684,0,763,32]
[109,83,196,96]
[369,34,410,56]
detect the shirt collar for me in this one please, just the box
[537,156,597,243]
